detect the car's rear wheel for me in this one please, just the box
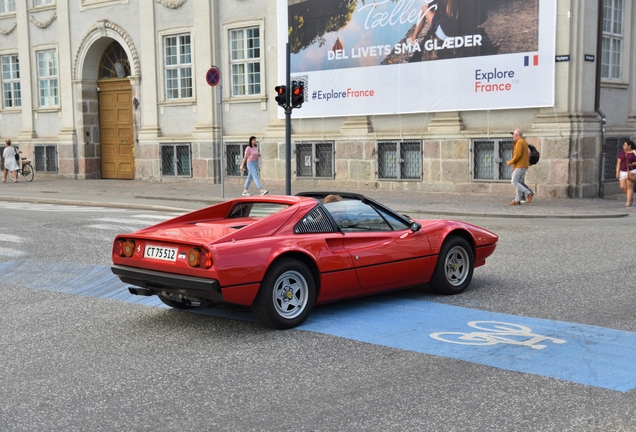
[252,259,316,329]
[158,292,193,309]
[429,236,474,295]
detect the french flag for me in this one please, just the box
[524,55,539,66]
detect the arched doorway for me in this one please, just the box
[98,42,134,179]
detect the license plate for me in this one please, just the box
[144,245,178,262]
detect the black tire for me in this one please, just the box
[251,259,316,329]
[22,163,34,182]
[158,292,193,309]
[429,236,474,295]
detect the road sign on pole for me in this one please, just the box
[206,66,224,198]
[206,67,221,87]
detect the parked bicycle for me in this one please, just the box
[18,157,34,182]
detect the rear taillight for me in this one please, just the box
[114,239,136,258]
[187,247,213,269]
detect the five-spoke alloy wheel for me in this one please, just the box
[429,236,474,295]
[252,259,316,329]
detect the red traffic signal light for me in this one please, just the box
[274,85,287,108]
[291,81,304,109]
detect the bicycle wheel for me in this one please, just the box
[22,163,34,182]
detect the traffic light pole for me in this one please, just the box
[284,42,292,196]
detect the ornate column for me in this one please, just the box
[15,1,35,139]
[138,0,161,138]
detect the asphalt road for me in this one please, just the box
[0,201,634,431]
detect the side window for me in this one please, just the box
[325,201,393,232]
[1,54,21,108]
[229,26,261,97]
[164,34,193,100]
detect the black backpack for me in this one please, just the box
[528,144,540,165]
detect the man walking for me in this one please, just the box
[506,128,534,205]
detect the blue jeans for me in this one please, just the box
[244,160,262,190]
[511,168,532,202]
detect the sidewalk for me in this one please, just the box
[0,178,633,219]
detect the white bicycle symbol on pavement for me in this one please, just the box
[430,321,566,350]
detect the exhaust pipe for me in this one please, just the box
[182,297,202,307]
[128,287,154,296]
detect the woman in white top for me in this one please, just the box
[3,139,20,183]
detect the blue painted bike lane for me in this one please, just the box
[3,261,636,393]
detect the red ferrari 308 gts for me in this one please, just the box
[112,192,498,329]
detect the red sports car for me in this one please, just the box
[112,192,498,329]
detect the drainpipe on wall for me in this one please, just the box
[595,0,606,198]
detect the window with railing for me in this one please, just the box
[377,141,422,181]
[225,142,249,177]
[602,0,623,80]
[472,139,514,181]
[160,144,191,177]
[34,145,57,172]
[295,142,334,178]
[1,54,20,108]
[602,137,629,180]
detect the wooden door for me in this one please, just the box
[99,79,134,179]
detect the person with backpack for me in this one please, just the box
[506,129,534,205]
[2,139,20,183]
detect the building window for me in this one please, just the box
[225,142,251,177]
[1,54,20,108]
[33,0,53,6]
[161,144,191,177]
[0,0,16,13]
[37,50,58,107]
[602,137,630,180]
[164,34,192,100]
[34,145,57,172]
[229,27,261,97]
[295,142,334,178]
[377,141,422,181]
[602,0,623,80]
[472,139,513,181]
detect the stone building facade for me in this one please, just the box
[0,0,634,198]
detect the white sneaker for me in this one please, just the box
[242,191,251,196]
[260,190,269,195]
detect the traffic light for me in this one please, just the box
[274,85,287,108]
[291,81,304,109]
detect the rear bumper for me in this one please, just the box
[111,264,223,301]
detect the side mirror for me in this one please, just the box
[411,222,421,232]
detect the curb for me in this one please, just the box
[1,195,629,219]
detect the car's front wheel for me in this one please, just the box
[252,259,316,329]
[429,236,474,295]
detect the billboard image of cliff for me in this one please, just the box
[288,0,539,72]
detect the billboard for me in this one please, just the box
[277,0,557,118]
